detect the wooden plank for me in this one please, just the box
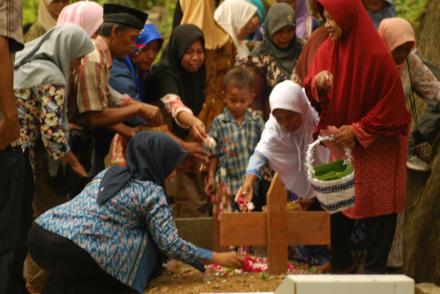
[219,212,267,246]
[286,211,331,245]
[212,211,228,251]
[219,211,331,246]
[267,174,288,274]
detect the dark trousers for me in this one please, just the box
[0,147,34,294]
[91,128,114,176]
[331,212,397,274]
[27,224,133,294]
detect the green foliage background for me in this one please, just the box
[23,0,429,25]
[21,0,429,48]
[23,0,173,24]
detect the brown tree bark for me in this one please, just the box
[404,0,440,284]
[417,0,440,67]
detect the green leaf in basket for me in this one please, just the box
[335,163,353,178]
[315,171,339,181]
[314,162,353,181]
[313,159,344,176]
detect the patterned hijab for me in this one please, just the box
[97,132,187,205]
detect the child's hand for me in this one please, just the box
[205,176,216,195]
[210,251,244,268]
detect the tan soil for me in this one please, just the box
[145,260,318,294]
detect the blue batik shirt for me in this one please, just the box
[36,169,212,293]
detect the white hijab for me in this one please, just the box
[214,0,257,59]
[39,0,58,31]
[255,80,330,199]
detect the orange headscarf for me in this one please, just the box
[179,0,229,50]
[378,17,416,68]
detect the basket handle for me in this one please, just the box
[305,135,352,180]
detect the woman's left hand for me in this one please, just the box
[334,125,355,148]
[210,252,244,268]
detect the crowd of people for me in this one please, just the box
[1,0,440,293]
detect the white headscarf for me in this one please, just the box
[255,80,330,199]
[39,0,58,31]
[214,0,257,59]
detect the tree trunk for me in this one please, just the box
[404,0,440,284]
[417,0,440,67]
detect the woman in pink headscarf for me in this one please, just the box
[379,17,440,172]
[57,1,103,37]
[379,17,440,268]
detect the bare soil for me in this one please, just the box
[145,260,315,293]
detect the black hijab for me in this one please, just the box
[97,132,187,205]
[146,24,206,139]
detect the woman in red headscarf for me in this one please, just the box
[304,0,411,274]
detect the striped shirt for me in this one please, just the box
[0,0,23,52]
[76,36,112,114]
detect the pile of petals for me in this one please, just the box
[235,195,255,212]
[242,255,268,273]
[207,255,305,276]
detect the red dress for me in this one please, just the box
[347,123,408,218]
[304,0,411,219]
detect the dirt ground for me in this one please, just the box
[145,260,316,294]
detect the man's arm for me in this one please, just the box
[84,103,162,128]
[0,36,20,150]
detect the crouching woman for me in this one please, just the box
[27,132,243,293]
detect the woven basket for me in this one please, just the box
[305,136,355,214]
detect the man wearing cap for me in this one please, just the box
[73,3,163,174]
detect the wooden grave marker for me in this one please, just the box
[219,173,331,274]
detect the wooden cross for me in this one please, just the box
[218,173,331,274]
